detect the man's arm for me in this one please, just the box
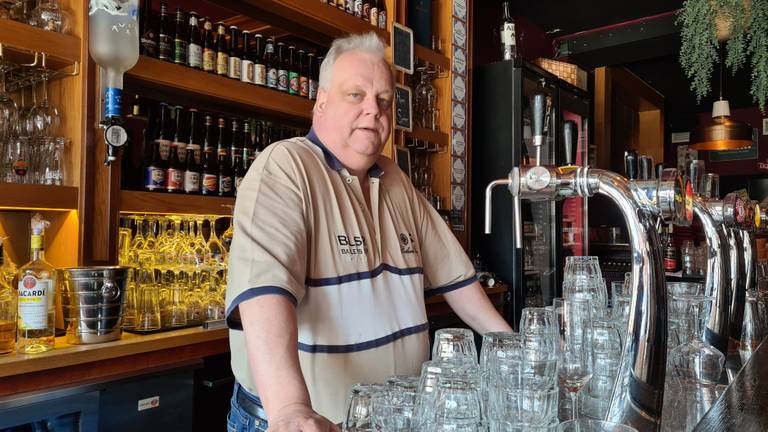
[240,295,339,432]
[442,281,513,334]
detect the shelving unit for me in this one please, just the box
[0,18,81,68]
[414,45,450,70]
[0,184,79,211]
[407,126,450,149]
[120,191,235,216]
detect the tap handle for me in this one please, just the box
[655,163,664,180]
[639,155,654,180]
[624,149,638,180]
[706,173,720,199]
[688,159,706,196]
[531,93,546,141]
[562,120,577,166]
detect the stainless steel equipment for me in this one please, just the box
[59,266,130,344]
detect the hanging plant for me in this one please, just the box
[677,0,768,111]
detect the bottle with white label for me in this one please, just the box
[17,214,56,354]
[500,1,517,61]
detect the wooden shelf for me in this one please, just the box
[407,126,450,148]
[0,183,79,211]
[0,18,80,69]
[414,45,450,70]
[217,0,390,47]
[120,190,235,216]
[126,56,314,121]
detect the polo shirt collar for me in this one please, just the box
[306,129,384,178]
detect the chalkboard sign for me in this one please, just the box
[395,146,411,179]
[394,84,412,132]
[392,23,414,75]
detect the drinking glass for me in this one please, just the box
[739,290,765,365]
[207,215,227,266]
[0,64,18,145]
[487,386,558,427]
[343,384,387,432]
[414,360,479,430]
[135,268,161,331]
[583,319,622,419]
[558,298,593,420]
[480,332,524,415]
[557,419,637,432]
[429,378,484,432]
[523,332,557,390]
[520,307,557,338]
[373,377,419,431]
[563,256,607,318]
[28,0,70,33]
[221,205,235,252]
[432,327,477,364]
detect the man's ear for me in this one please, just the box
[315,89,328,115]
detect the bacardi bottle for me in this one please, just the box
[17,215,56,354]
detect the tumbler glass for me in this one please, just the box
[343,384,387,432]
[432,327,477,364]
[557,419,637,432]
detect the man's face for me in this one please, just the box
[315,50,394,166]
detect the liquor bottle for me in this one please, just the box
[0,238,16,355]
[183,140,201,194]
[217,117,234,197]
[240,31,254,84]
[230,118,243,168]
[252,34,265,86]
[265,37,277,89]
[662,225,679,273]
[215,22,229,76]
[362,0,371,21]
[276,42,289,92]
[172,105,188,164]
[200,113,219,195]
[500,1,517,60]
[354,0,363,18]
[16,214,56,354]
[155,102,172,161]
[202,18,216,73]
[369,0,378,26]
[308,52,318,100]
[298,50,309,98]
[377,0,386,29]
[244,120,257,169]
[173,6,187,65]
[187,108,202,165]
[228,26,242,80]
[187,11,202,69]
[288,45,299,95]
[139,0,157,57]
[157,1,173,61]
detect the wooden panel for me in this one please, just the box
[594,67,612,170]
[0,184,78,210]
[126,56,314,121]
[414,45,450,70]
[120,190,235,216]
[0,18,80,66]
[638,109,664,166]
[610,66,664,112]
[43,210,80,268]
[408,126,450,148]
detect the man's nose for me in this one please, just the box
[362,94,381,118]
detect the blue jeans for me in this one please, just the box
[228,382,269,432]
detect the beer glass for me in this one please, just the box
[557,419,637,432]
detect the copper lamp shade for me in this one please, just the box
[689,100,753,151]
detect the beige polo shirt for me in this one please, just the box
[225,131,476,423]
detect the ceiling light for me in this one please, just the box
[689,99,753,151]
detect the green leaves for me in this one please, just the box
[748,0,768,111]
[677,0,719,102]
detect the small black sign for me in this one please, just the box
[395,84,412,132]
[392,23,414,75]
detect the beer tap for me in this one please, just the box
[485,93,669,431]
[732,199,760,353]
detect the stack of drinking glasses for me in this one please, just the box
[117,213,233,332]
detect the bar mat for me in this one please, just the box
[123,321,203,335]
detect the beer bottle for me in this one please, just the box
[298,50,309,98]
[233,149,247,196]
[276,42,289,92]
[173,6,187,65]
[145,135,166,191]
[228,26,242,80]
[240,31,254,84]
[308,53,319,100]
[253,119,264,153]
[345,0,353,14]
[265,37,277,89]
[187,11,202,69]
[183,110,201,195]
[202,18,216,73]
[337,0,345,10]
[252,34,266,86]
[369,0,378,26]
[230,118,243,168]
[157,1,173,61]
[200,114,219,195]
[155,102,172,161]
[166,140,184,194]
[139,0,157,57]
[187,108,202,166]
[217,117,234,197]
[266,123,276,147]
[377,0,387,29]
[288,45,299,95]
[362,0,371,21]
[354,0,362,18]
[244,120,257,169]
[215,22,229,76]
[172,105,188,164]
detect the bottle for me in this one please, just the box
[345,0,353,14]
[166,121,184,193]
[298,50,309,98]
[369,0,378,26]
[183,139,201,194]
[230,118,243,168]
[377,0,386,29]
[215,22,229,76]
[240,31,254,84]
[500,1,517,60]
[187,11,202,69]
[288,45,299,95]
[155,102,172,162]
[228,26,241,80]
[0,238,17,355]
[217,117,234,197]
[663,225,679,272]
[337,0,345,10]
[252,34,265,86]
[363,0,371,21]
[265,37,277,89]
[139,0,157,57]
[233,146,247,196]
[172,105,188,164]
[308,52,318,100]
[244,120,257,169]
[202,18,216,73]
[157,1,173,61]
[200,114,219,195]
[17,214,56,354]
[187,108,202,165]
[144,120,166,191]
[253,119,264,154]
[276,42,289,92]
[172,6,187,65]
[354,0,362,18]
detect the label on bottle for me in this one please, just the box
[363,3,370,19]
[141,30,157,57]
[346,0,353,13]
[184,171,200,193]
[278,69,289,91]
[188,144,202,165]
[18,276,51,330]
[378,10,386,29]
[156,139,171,160]
[354,0,363,17]
[289,72,300,95]
[663,258,678,272]
[217,52,229,75]
[300,76,309,97]
[219,176,233,194]
[174,142,187,163]
[145,166,165,190]
[203,49,216,72]
[30,234,42,250]
[12,159,28,176]
[267,68,278,88]
[501,23,516,60]
[254,64,266,85]
[104,87,123,118]
[202,174,218,193]
[370,8,378,26]
[241,60,254,83]
[158,34,173,60]
[309,79,319,100]
[228,57,242,79]
[167,168,183,191]
[174,39,188,64]
[188,43,203,68]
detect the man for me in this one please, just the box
[225,32,512,431]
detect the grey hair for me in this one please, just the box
[318,32,388,91]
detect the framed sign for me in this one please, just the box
[392,23,414,74]
[394,84,412,132]
[395,146,412,180]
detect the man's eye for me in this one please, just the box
[349,92,362,99]
[378,98,392,108]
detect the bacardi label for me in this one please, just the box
[18,276,51,330]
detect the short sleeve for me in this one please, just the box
[225,148,308,330]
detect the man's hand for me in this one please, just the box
[267,404,340,432]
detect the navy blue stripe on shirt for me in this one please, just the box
[226,286,298,330]
[424,276,478,299]
[305,263,424,287]
[297,322,429,354]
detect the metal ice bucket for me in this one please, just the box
[59,266,130,344]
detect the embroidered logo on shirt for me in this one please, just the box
[399,232,418,255]
[336,234,369,260]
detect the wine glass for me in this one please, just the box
[0,62,18,145]
[206,215,227,267]
[221,205,235,253]
[28,0,71,33]
[558,298,593,420]
[739,290,764,365]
